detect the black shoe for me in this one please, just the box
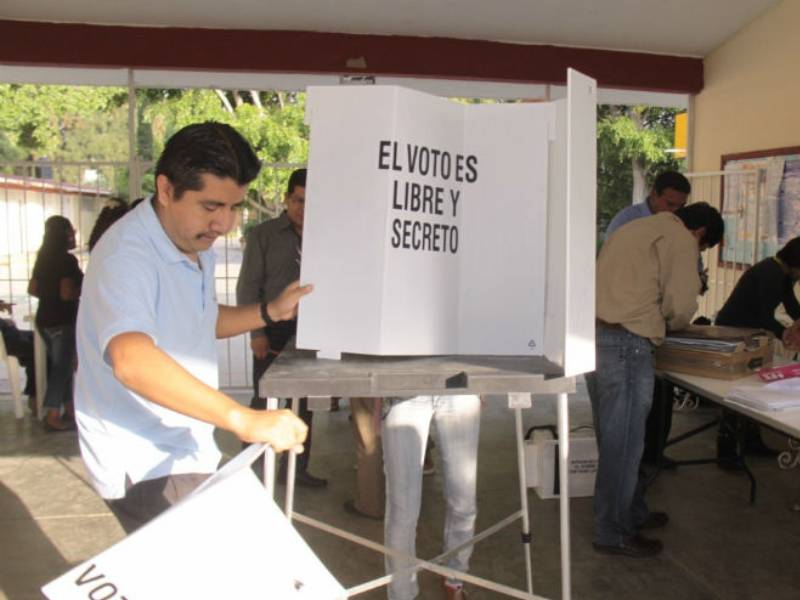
[637,511,669,530]
[294,471,328,488]
[593,535,663,558]
[343,499,382,520]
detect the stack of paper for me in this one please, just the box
[663,337,742,353]
[727,378,800,411]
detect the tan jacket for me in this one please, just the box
[596,212,701,345]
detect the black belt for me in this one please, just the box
[596,319,627,331]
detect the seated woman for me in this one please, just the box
[29,216,83,432]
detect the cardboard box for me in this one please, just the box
[655,325,774,380]
[525,428,597,499]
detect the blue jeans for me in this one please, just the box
[586,325,654,545]
[41,325,76,411]
[382,395,480,600]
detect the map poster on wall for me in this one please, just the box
[721,146,800,266]
[297,85,554,359]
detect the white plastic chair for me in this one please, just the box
[0,332,25,419]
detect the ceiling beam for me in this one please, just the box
[0,19,703,94]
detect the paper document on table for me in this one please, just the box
[727,378,800,411]
[662,337,742,352]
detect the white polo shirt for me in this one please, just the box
[75,198,222,499]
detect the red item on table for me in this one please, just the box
[757,363,800,382]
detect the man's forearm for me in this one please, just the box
[108,332,249,434]
[107,332,308,450]
[217,303,265,339]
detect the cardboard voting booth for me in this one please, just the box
[42,445,346,600]
[297,69,597,377]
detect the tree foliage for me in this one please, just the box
[597,105,683,233]
[0,84,309,218]
[0,84,683,235]
[139,88,308,218]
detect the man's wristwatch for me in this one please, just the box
[260,302,278,327]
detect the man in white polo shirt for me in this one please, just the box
[75,122,312,533]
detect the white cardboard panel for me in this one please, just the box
[42,446,345,599]
[564,69,597,376]
[378,88,464,354]
[298,85,554,358]
[457,102,552,355]
[297,86,397,356]
[543,99,568,366]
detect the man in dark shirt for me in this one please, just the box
[716,237,800,342]
[237,168,326,487]
[714,236,800,463]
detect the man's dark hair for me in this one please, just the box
[674,202,724,248]
[155,122,261,199]
[777,237,800,268]
[287,168,307,195]
[653,171,691,195]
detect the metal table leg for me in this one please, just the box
[556,392,571,600]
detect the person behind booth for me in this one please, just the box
[236,168,327,488]
[713,236,800,464]
[604,170,691,240]
[604,171,693,467]
[74,123,311,533]
[29,215,83,432]
[588,202,723,558]
[383,394,480,600]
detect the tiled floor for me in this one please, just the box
[1,381,799,599]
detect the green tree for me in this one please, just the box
[139,88,309,221]
[0,84,128,162]
[597,105,683,234]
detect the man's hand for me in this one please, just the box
[783,321,800,351]
[233,408,308,453]
[0,300,13,314]
[266,280,313,323]
[251,336,271,360]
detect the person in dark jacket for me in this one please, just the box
[716,237,800,343]
[714,236,800,463]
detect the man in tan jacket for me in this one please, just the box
[588,202,723,558]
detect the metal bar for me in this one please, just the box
[344,510,524,596]
[556,392,571,600]
[665,418,720,446]
[127,69,140,202]
[514,406,534,594]
[293,513,549,600]
[285,397,299,519]
[262,396,279,498]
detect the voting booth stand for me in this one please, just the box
[265,69,597,600]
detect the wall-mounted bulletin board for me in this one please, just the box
[720,146,800,267]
